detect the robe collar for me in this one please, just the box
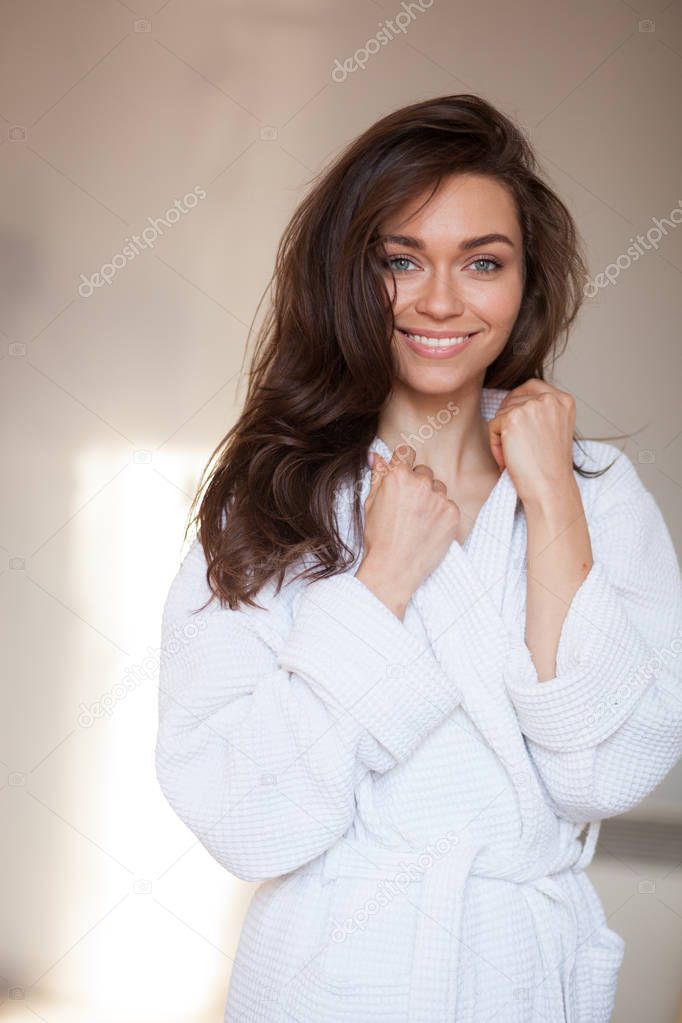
[340,387,547,847]
[360,385,521,620]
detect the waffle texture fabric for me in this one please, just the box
[155,387,682,1023]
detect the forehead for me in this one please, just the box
[379,174,521,243]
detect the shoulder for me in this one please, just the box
[160,537,228,634]
[161,535,302,647]
[162,537,207,614]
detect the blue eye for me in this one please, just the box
[383,255,418,272]
[469,257,503,273]
[382,254,504,274]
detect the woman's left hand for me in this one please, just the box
[487,379,577,505]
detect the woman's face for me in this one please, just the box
[378,173,525,396]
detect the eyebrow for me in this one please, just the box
[380,232,516,251]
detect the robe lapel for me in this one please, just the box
[364,385,520,626]
[408,472,527,746]
[407,485,544,840]
[355,389,543,839]
[460,465,519,616]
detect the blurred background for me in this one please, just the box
[2,0,682,1020]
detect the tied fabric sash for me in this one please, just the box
[318,824,600,1022]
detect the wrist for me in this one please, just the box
[355,557,413,620]
[521,476,582,519]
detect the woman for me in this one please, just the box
[155,95,682,1022]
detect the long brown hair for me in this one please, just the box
[186,93,623,612]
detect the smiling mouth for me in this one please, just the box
[397,327,478,348]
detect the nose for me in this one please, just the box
[414,268,466,320]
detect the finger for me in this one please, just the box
[487,416,506,471]
[391,443,416,468]
[366,453,388,506]
[497,395,528,411]
[512,378,548,395]
[497,380,552,412]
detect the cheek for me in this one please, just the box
[381,277,407,317]
[468,278,523,322]
[388,279,410,307]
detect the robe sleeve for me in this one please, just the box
[155,539,463,882]
[504,449,682,824]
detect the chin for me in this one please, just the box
[398,371,473,397]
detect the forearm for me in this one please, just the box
[523,479,593,682]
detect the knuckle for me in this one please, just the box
[395,443,415,459]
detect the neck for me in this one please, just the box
[375,379,499,480]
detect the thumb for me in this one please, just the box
[487,418,506,471]
[365,452,387,506]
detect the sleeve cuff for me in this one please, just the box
[278,572,462,763]
[504,560,655,752]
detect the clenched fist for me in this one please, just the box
[355,443,461,620]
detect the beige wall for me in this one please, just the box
[2,0,681,1020]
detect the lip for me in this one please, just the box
[398,326,479,339]
[398,326,478,359]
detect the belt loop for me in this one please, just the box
[575,820,601,871]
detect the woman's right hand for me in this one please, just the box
[355,444,461,619]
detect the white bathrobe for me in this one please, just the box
[155,386,682,1023]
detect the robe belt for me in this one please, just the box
[319,821,601,1023]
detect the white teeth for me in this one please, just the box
[403,330,471,348]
